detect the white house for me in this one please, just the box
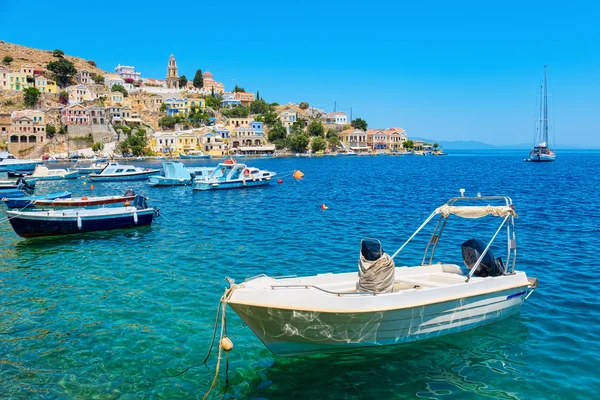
[279,109,297,129]
[114,65,141,81]
[325,112,348,125]
[106,75,126,89]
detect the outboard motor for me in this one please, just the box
[133,195,149,210]
[461,238,505,277]
[16,178,35,195]
[123,189,136,197]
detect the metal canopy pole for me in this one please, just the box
[466,214,510,282]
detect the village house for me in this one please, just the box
[8,71,30,91]
[221,92,241,107]
[75,69,91,85]
[231,125,267,152]
[107,91,125,106]
[250,121,263,135]
[216,128,230,141]
[225,117,253,129]
[151,131,177,154]
[142,78,167,88]
[386,127,407,151]
[175,131,201,154]
[202,71,225,94]
[339,128,368,152]
[163,98,189,116]
[279,109,297,129]
[129,92,162,114]
[105,105,122,124]
[325,112,348,125]
[35,76,57,94]
[188,98,205,113]
[20,64,34,76]
[0,66,9,90]
[9,110,46,154]
[366,129,389,151]
[105,74,126,89]
[61,104,91,125]
[0,113,11,137]
[114,65,141,82]
[234,91,255,106]
[66,84,95,104]
[200,132,226,156]
[88,106,106,125]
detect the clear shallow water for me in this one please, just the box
[1,151,599,399]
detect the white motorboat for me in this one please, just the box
[147,161,193,186]
[225,193,538,357]
[193,161,275,191]
[0,152,43,173]
[75,161,108,174]
[29,165,79,180]
[88,162,160,181]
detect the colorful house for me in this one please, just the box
[221,92,241,107]
[339,128,368,152]
[8,72,31,91]
[234,91,255,106]
[61,104,90,125]
[201,132,226,156]
[0,67,9,91]
[9,110,47,154]
[366,129,389,150]
[386,127,407,151]
[251,121,263,135]
[35,76,57,94]
[225,117,253,129]
[279,109,297,129]
[176,132,201,154]
[163,98,189,116]
[325,112,348,125]
[188,98,205,113]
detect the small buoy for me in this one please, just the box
[83,181,87,185]
[293,170,304,179]
[90,184,94,190]
[321,203,328,210]
[277,179,283,184]
[124,201,130,206]
[81,197,88,200]
[221,336,233,352]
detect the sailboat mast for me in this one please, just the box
[539,84,543,144]
[543,65,548,144]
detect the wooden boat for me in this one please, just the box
[3,191,72,208]
[29,165,79,180]
[33,190,136,208]
[88,162,160,181]
[192,162,275,191]
[225,193,538,357]
[147,161,193,186]
[7,195,156,238]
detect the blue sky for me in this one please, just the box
[2,0,599,146]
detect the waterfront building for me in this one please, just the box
[413,140,424,150]
[75,69,91,85]
[61,104,90,125]
[231,125,265,149]
[35,76,57,94]
[202,71,225,94]
[9,110,46,154]
[175,131,200,153]
[251,121,263,135]
[366,129,389,150]
[152,131,177,154]
[166,54,179,89]
[0,66,10,90]
[279,109,297,129]
[325,111,348,125]
[221,92,241,107]
[201,132,226,156]
[235,91,255,106]
[105,105,122,124]
[386,127,407,151]
[339,128,368,151]
[216,128,230,140]
[115,64,141,82]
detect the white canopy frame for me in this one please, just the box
[391,195,518,282]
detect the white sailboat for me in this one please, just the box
[528,66,556,162]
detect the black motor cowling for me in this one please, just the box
[461,238,505,277]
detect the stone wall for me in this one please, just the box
[67,124,115,143]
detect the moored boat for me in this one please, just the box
[75,161,108,174]
[0,178,36,196]
[147,161,193,186]
[33,190,136,208]
[29,165,79,181]
[0,152,43,173]
[179,151,211,159]
[225,193,538,357]
[3,191,72,208]
[527,66,556,162]
[193,162,275,191]
[7,195,157,238]
[88,163,160,181]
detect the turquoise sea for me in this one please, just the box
[1,150,599,399]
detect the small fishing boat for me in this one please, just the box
[147,161,193,186]
[29,165,79,181]
[75,161,108,174]
[7,195,157,238]
[3,191,72,208]
[88,163,160,181]
[179,151,211,159]
[193,162,275,191]
[0,152,43,173]
[33,190,137,208]
[527,66,556,162]
[225,193,538,357]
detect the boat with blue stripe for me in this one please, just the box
[3,191,72,208]
[192,161,275,191]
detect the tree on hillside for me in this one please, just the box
[92,74,105,84]
[327,135,340,149]
[262,109,279,126]
[204,93,222,109]
[326,128,338,139]
[290,121,305,135]
[111,84,128,97]
[46,124,56,138]
[178,75,188,88]
[58,90,69,105]
[299,102,309,110]
[307,120,325,137]
[221,105,250,118]
[233,85,245,93]
[351,118,368,131]
[2,56,13,65]
[193,70,204,88]
[46,58,77,87]
[311,136,326,153]
[158,116,176,129]
[92,142,104,152]
[250,99,271,115]
[23,87,41,107]
[87,60,97,67]
[256,90,260,101]
[53,49,65,58]
[267,122,287,142]
[288,133,310,153]
[26,76,35,84]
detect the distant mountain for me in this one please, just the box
[412,138,596,150]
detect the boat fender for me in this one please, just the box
[124,201,130,206]
[82,197,88,200]
[243,168,250,177]
[133,212,138,224]
[221,336,233,352]
[145,168,149,171]
[77,216,82,230]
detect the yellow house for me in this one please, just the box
[189,98,205,113]
[8,72,31,91]
[107,91,124,106]
[175,132,201,154]
[35,76,57,94]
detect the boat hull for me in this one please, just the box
[4,192,71,208]
[193,178,272,191]
[229,286,527,357]
[33,195,136,208]
[0,161,43,173]
[7,209,154,238]
[179,154,211,159]
[88,170,160,181]
[31,171,79,181]
[147,177,192,186]
[528,153,555,162]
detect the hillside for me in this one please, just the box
[0,40,107,76]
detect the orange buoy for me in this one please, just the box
[277,179,283,184]
[321,203,328,210]
[293,170,304,179]
[90,184,94,190]
[81,197,88,200]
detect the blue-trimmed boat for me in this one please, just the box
[0,152,43,173]
[3,191,72,208]
[6,195,157,238]
[147,161,193,186]
[88,163,160,181]
[193,162,275,191]
[0,178,36,197]
[179,151,211,159]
